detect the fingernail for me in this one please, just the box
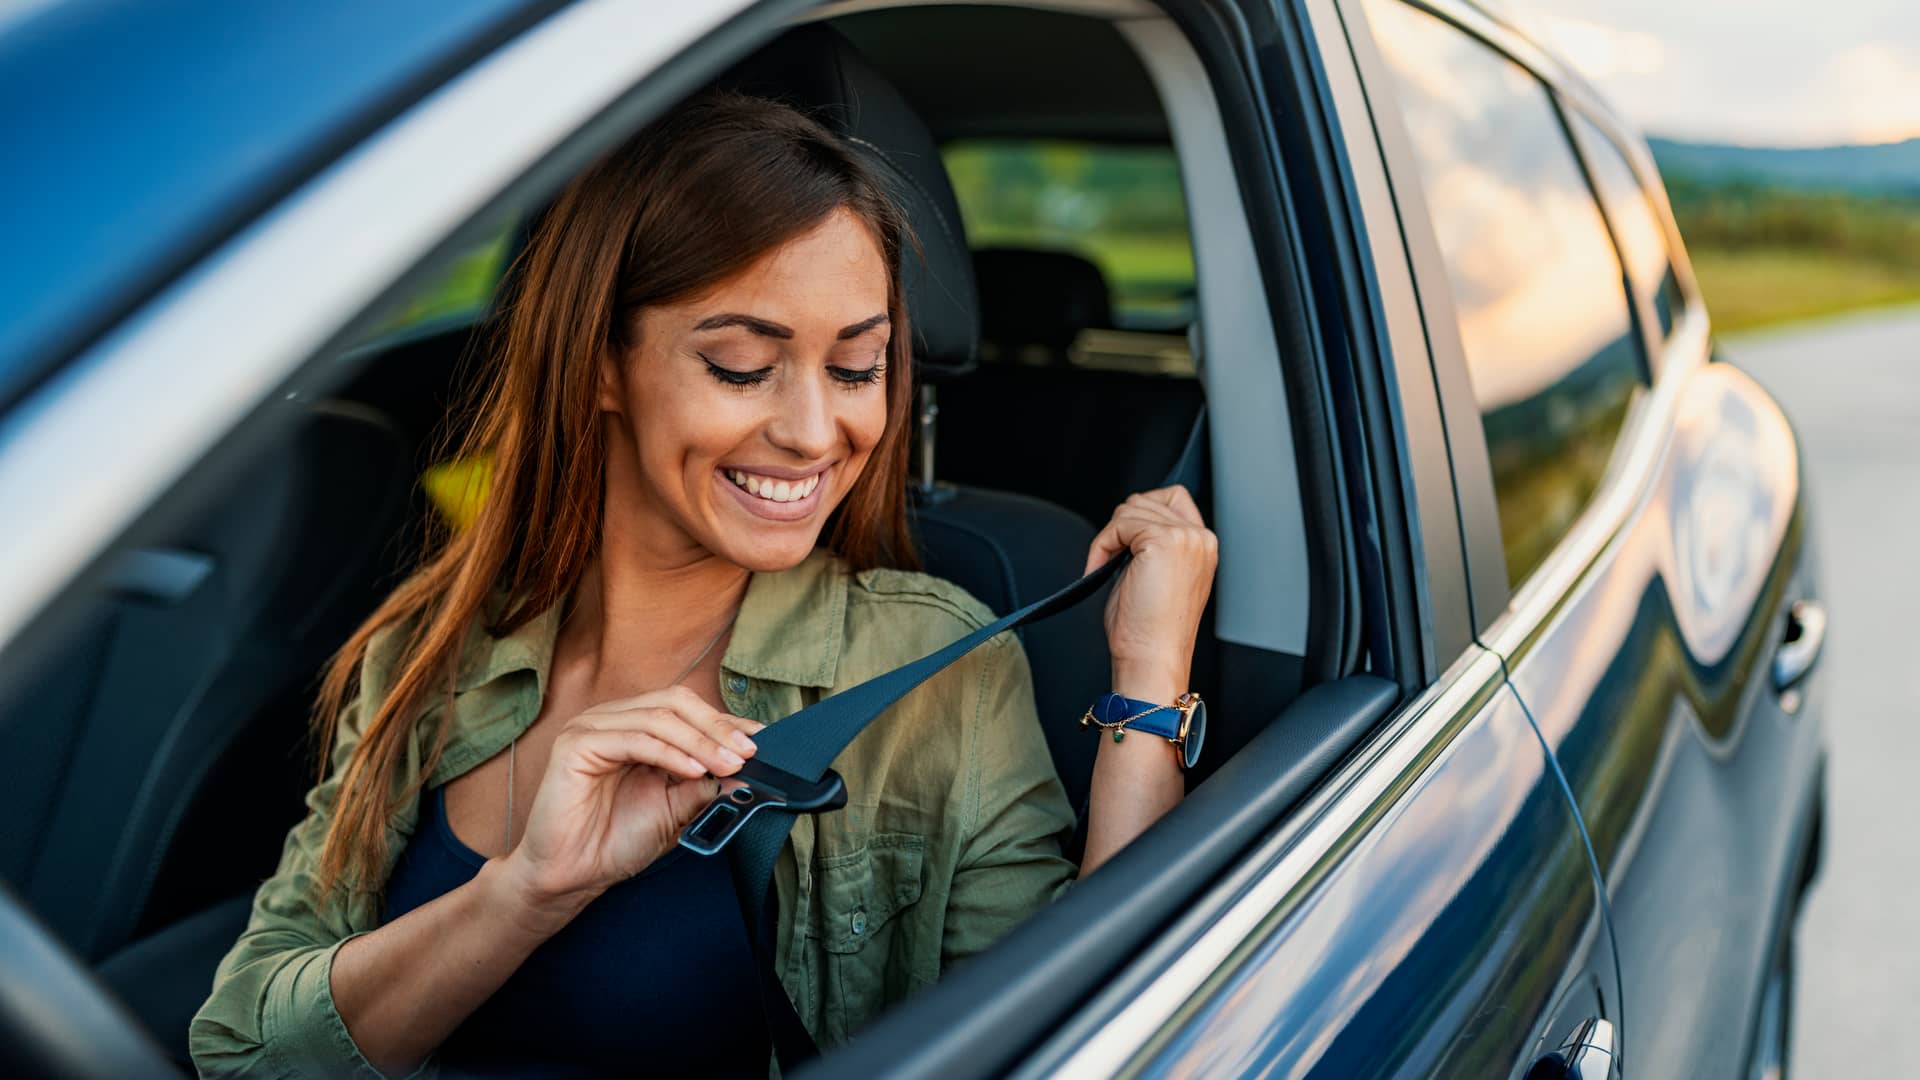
[731,732,758,755]
[719,748,745,769]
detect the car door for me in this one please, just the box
[1346,1,1829,1076]
[976,0,1620,1075]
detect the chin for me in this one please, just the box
[710,532,826,574]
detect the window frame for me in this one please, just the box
[1341,0,1711,646]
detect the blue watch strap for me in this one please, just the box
[1089,692,1183,740]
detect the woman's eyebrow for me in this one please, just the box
[837,313,889,340]
[692,314,794,338]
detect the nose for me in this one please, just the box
[764,370,839,461]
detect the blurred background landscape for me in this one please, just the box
[1651,137,1920,330]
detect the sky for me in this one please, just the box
[1502,0,1920,147]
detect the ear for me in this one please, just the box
[596,347,627,414]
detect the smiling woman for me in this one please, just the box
[186,89,1212,1079]
[604,206,897,565]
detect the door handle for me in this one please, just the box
[1773,599,1828,693]
[1531,1017,1616,1080]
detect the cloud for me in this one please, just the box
[1530,13,1667,80]
[1512,0,1920,146]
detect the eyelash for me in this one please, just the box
[699,356,885,391]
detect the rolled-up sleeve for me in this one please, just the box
[188,697,414,1079]
[940,634,1078,968]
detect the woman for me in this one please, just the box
[190,93,1215,1078]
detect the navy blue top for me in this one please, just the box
[383,786,768,1078]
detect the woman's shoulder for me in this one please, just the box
[847,564,997,633]
[832,560,1018,684]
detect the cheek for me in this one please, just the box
[847,386,891,456]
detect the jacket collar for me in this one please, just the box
[452,548,848,695]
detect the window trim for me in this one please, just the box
[1560,94,1683,370]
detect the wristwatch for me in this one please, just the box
[1080,691,1208,771]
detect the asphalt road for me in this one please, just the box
[1723,305,1920,1078]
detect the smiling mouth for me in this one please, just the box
[725,469,822,504]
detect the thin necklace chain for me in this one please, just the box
[505,613,736,852]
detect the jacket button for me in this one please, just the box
[727,675,748,695]
[851,910,867,937]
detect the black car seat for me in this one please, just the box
[940,247,1206,529]
[973,247,1113,363]
[0,401,414,1062]
[721,28,1119,816]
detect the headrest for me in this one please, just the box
[719,26,979,378]
[973,248,1114,351]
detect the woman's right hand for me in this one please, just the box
[494,685,763,922]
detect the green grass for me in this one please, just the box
[1687,245,1920,333]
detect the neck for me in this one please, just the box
[560,544,750,703]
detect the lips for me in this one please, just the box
[715,465,830,523]
[725,469,820,503]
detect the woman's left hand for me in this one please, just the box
[1083,485,1218,707]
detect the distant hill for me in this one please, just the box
[1648,136,1920,197]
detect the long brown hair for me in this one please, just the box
[311,92,919,900]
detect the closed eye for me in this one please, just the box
[828,361,886,387]
[701,355,774,387]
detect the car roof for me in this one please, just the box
[0,0,549,411]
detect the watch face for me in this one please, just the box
[1182,698,1207,770]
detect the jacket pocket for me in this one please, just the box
[803,832,926,1038]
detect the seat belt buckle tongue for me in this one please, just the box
[678,759,848,856]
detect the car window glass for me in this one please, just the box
[378,228,512,334]
[1366,0,1647,589]
[945,139,1196,373]
[1567,110,1686,341]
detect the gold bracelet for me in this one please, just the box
[1079,701,1175,742]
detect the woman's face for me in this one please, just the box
[600,207,893,572]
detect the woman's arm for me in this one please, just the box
[326,859,586,1076]
[1079,485,1217,874]
[192,687,760,1078]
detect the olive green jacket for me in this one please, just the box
[188,550,1077,1078]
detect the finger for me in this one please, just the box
[555,728,708,780]
[1124,487,1204,527]
[656,686,761,756]
[580,707,748,777]
[665,774,725,826]
[1084,517,1128,575]
[578,687,760,759]
[1155,484,1205,525]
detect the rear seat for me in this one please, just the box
[937,248,1206,529]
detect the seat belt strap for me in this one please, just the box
[700,407,1207,1069]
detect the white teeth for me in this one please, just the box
[726,469,821,503]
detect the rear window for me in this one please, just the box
[944,140,1194,333]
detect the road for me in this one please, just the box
[1722,305,1920,1078]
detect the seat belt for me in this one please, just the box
[685,408,1208,1069]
